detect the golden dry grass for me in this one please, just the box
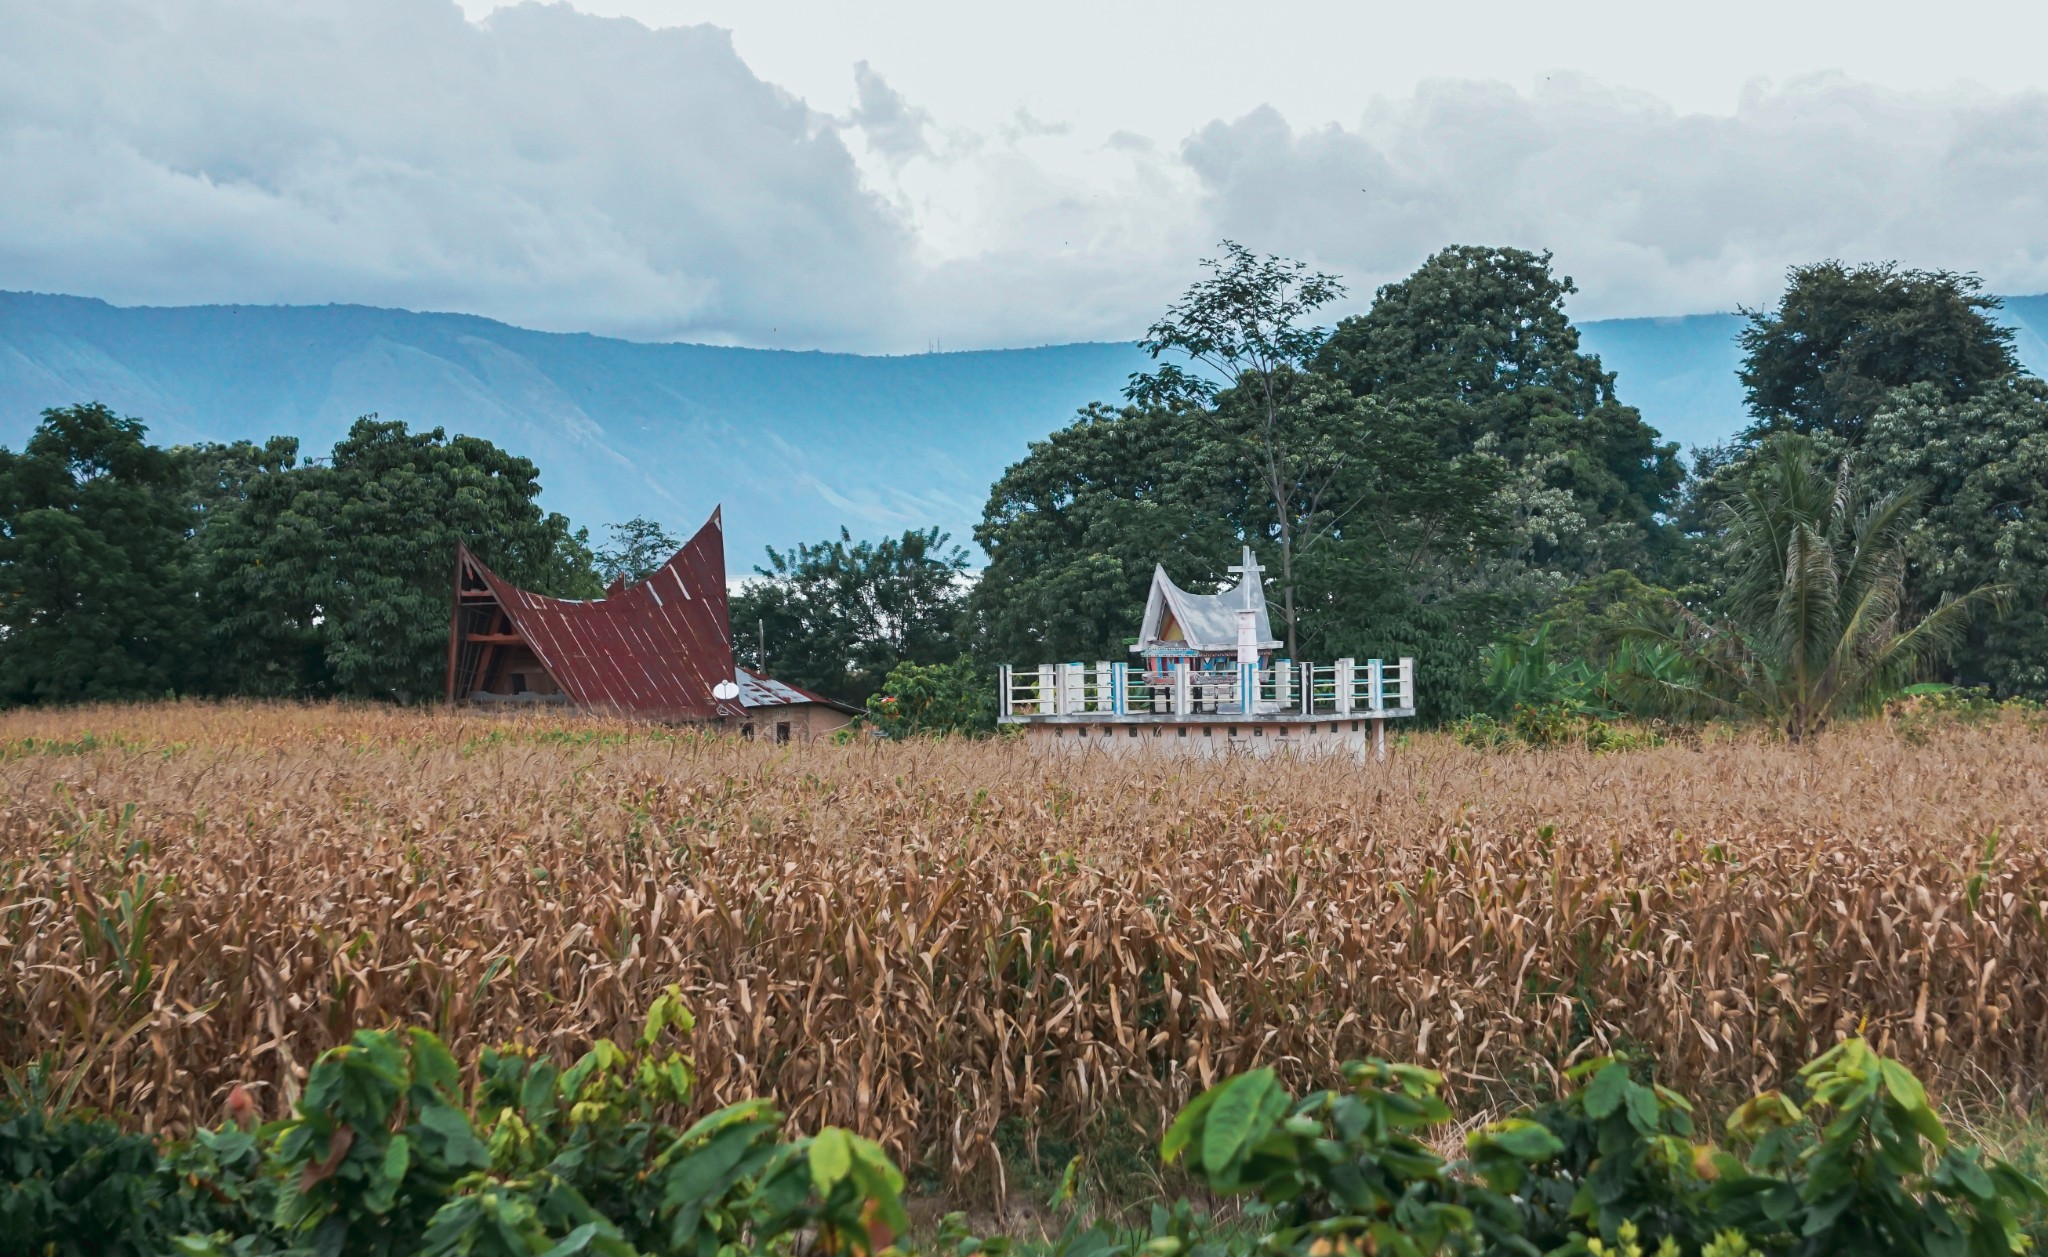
[3,702,2046,1184]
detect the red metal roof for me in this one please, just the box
[452,509,744,721]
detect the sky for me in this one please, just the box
[4,0,2047,352]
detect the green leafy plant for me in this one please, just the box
[1160,1060,1557,1256]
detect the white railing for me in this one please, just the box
[998,658,1415,719]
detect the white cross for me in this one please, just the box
[1226,548,1264,610]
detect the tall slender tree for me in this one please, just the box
[1127,241,1347,657]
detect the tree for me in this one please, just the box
[0,403,201,704]
[1314,244,1681,563]
[1633,436,2004,741]
[970,402,1248,665]
[202,417,598,700]
[1864,377,2048,698]
[595,517,680,586]
[863,657,994,738]
[1127,241,1348,656]
[731,526,970,703]
[1739,261,2019,447]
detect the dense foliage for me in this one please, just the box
[1631,435,2006,741]
[0,411,596,704]
[729,526,971,704]
[0,404,201,705]
[1738,262,2019,447]
[5,993,2041,1257]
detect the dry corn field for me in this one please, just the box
[3,703,2047,1181]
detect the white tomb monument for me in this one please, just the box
[997,546,1416,758]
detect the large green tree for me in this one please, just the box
[202,417,597,700]
[971,402,1252,666]
[0,404,201,704]
[1738,261,2019,447]
[974,245,1663,718]
[731,526,970,703]
[1864,377,2048,698]
[1315,244,1681,564]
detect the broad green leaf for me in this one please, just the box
[1473,1119,1564,1162]
[1200,1069,1277,1177]
[1625,1081,1662,1133]
[1583,1062,1629,1119]
[809,1126,853,1191]
[1160,1087,1221,1164]
[537,1222,600,1257]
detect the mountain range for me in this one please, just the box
[4,290,2046,564]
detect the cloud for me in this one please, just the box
[2,2,2047,352]
[847,60,931,164]
[1178,75,2048,320]
[0,0,907,347]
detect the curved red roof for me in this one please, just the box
[449,509,744,720]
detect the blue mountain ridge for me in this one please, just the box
[3,291,2044,564]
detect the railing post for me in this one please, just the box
[1398,657,1414,712]
[999,664,1011,718]
[1299,662,1311,715]
[1368,659,1386,762]
[1174,666,1190,717]
[1335,659,1354,715]
[1111,662,1127,715]
[1037,664,1055,716]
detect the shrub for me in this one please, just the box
[4,1019,2044,1256]
[1452,704,1663,753]
[4,989,907,1257]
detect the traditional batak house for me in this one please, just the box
[997,546,1416,758]
[446,508,857,742]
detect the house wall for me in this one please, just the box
[473,646,562,697]
[720,703,856,744]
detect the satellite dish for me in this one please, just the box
[711,679,740,701]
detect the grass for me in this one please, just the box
[3,699,2046,1207]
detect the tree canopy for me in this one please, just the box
[1316,244,1682,553]
[1738,261,2020,447]
[0,404,200,704]
[1863,377,2048,697]
[731,526,971,703]
[199,417,597,701]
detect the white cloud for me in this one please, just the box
[847,60,931,165]
[0,0,907,347]
[3,0,2047,352]
[1178,75,2048,321]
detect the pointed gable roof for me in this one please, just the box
[450,508,744,720]
[1130,546,1281,655]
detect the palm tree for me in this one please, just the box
[1631,436,2005,742]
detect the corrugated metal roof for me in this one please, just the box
[736,668,859,713]
[454,509,744,720]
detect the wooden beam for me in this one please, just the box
[465,633,525,645]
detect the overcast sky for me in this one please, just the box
[4,0,2047,351]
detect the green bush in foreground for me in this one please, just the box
[3,992,2042,1256]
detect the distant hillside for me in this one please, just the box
[3,292,2044,562]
